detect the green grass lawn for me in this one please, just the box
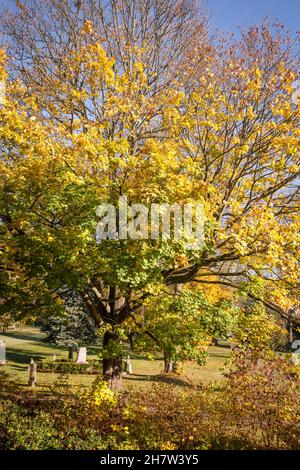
[0,327,231,391]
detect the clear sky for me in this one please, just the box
[0,0,299,36]
[205,0,300,35]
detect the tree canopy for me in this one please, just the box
[0,1,299,375]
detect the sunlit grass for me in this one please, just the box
[0,327,231,391]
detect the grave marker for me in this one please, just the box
[28,358,37,386]
[124,355,132,374]
[0,340,6,365]
[76,347,87,363]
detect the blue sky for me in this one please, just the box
[205,0,300,35]
[0,0,299,35]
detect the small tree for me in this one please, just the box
[133,289,236,373]
[0,313,14,334]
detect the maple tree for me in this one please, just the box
[0,1,299,381]
[130,288,236,372]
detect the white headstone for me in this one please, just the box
[76,347,87,364]
[28,358,37,386]
[292,340,300,366]
[125,355,132,374]
[0,340,6,365]
[292,353,300,366]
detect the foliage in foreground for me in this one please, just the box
[0,353,299,450]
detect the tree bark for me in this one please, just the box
[163,351,174,373]
[68,345,74,360]
[102,330,122,389]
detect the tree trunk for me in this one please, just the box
[128,332,135,350]
[163,351,174,373]
[289,321,294,344]
[102,330,122,389]
[68,345,74,360]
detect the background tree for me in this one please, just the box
[132,288,236,373]
[176,22,300,320]
[40,289,99,347]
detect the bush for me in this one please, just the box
[0,352,299,450]
[0,401,60,450]
[0,400,119,450]
[37,358,101,374]
[222,351,300,449]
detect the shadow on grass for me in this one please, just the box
[123,374,151,382]
[7,349,56,365]
[10,364,28,371]
[124,372,193,388]
[210,352,231,359]
[150,373,193,388]
[86,345,103,356]
[1,330,49,343]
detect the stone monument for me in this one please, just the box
[76,347,87,363]
[0,340,6,365]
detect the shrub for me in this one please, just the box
[0,401,60,450]
[221,351,300,449]
[37,358,101,374]
[0,353,299,450]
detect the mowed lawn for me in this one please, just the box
[0,327,231,391]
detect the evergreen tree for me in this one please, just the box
[41,290,99,347]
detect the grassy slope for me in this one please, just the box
[0,327,231,391]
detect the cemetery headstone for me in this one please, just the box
[0,340,6,365]
[76,347,87,363]
[292,340,300,365]
[28,358,37,387]
[124,355,132,374]
[292,353,300,366]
